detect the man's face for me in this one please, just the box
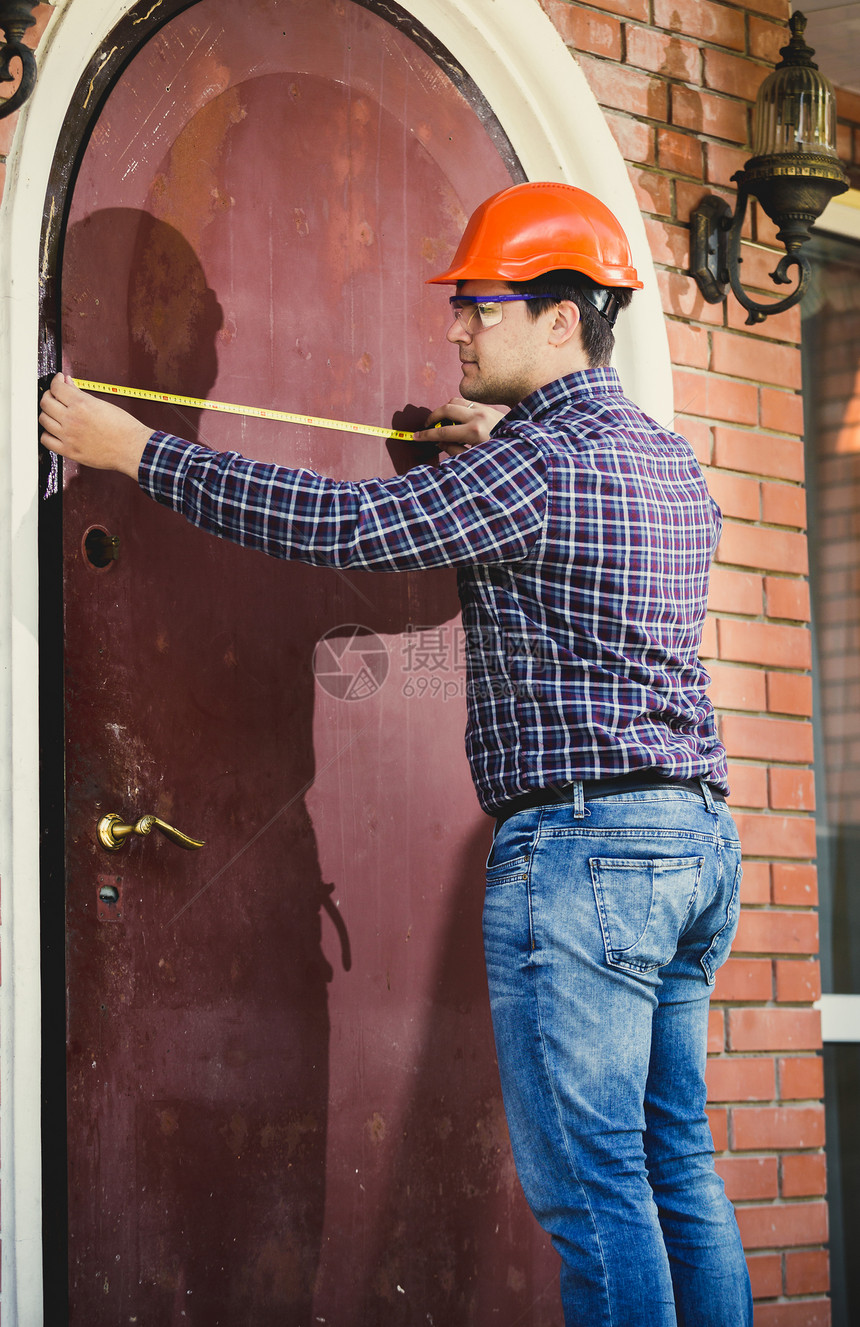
[446,281,556,408]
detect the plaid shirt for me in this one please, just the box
[141,367,728,811]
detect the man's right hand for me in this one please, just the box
[39,374,153,479]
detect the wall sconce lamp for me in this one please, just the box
[691,11,848,325]
[0,0,39,120]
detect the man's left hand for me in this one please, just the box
[413,396,507,457]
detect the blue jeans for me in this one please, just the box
[483,782,752,1327]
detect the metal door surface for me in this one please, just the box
[56,1,561,1322]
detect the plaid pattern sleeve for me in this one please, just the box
[139,367,729,811]
[140,431,547,569]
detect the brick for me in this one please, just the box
[671,85,748,145]
[712,956,773,1003]
[711,331,802,389]
[705,140,752,189]
[709,1008,725,1052]
[735,1200,828,1250]
[771,864,818,908]
[769,767,815,813]
[714,1154,778,1200]
[749,15,793,65]
[728,1008,821,1053]
[629,165,673,217]
[0,106,19,158]
[700,613,718,659]
[707,1107,728,1151]
[746,1252,782,1299]
[717,619,811,667]
[703,48,769,103]
[706,1055,775,1101]
[706,471,760,521]
[732,0,802,18]
[667,318,710,369]
[716,523,808,574]
[707,659,767,709]
[775,959,821,1003]
[740,860,771,905]
[604,110,654,165]
[733,909,819,956]
[676,180,751,238]
[836,120,853,164]
[713,427,804,482]
[676,414,713,463]
[541,0,649,22]
[653,0,745,48]
[627,27,701,83]
[576,54,668,120]
[764,576,810,622]
[760,484,807,530]
[835,85,860,124]
[673,371,758,427]
[779,1055,824,1101]
[782,1155,828,1201]
[727,280,802,342]
[760,388,805,436]
[645,216,690,268]
[720,714,813,762]
[733,1104,825,1152]
[545,2,622,59]
[766,672,813,718]
[753,1300,831,1327]
[784,1248,829,1296]
[725,761,767,808]
[661,272,727,326]
[736,810,816,860]
[732,812,816,859]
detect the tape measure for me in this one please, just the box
[73,378,422,442]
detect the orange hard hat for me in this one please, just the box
[427,181,643,289]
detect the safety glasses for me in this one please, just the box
[448,293,555,331]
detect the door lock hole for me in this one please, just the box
[83,526,120,570]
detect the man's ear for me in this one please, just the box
[547,299,581,348]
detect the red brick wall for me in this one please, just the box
[5,1,860,1323]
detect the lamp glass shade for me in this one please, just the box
[753,61,840,158]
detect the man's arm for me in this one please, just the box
[39,374,151,477]
[39,374,547,571]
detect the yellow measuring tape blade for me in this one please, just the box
[74,378,419,442]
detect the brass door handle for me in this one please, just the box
[97,812,205,852]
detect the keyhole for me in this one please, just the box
[98,884,120,904]
[83,526,120,570]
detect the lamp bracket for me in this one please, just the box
[690,196,732,303]
[0,1,39,120]
[691,184,811,326]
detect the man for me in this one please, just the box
[40,181,751,1326]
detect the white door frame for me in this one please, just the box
[0,1,670,1319]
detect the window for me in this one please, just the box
[803,222,860,1327]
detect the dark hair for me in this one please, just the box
[506,270,634,367]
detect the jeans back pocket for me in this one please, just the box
[590,855,704,973]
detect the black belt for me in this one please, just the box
[494,771,726,824]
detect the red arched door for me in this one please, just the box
[57,0,561,1321]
